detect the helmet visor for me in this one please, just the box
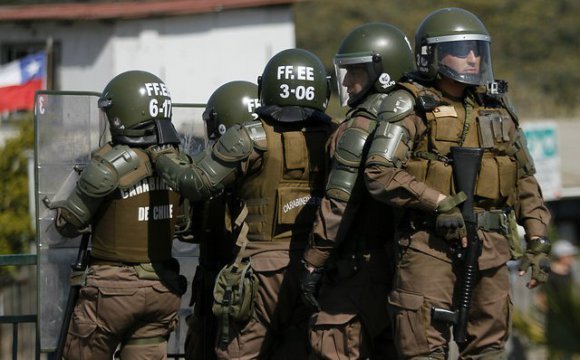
[334,55,377,107]
[431,38,493,86]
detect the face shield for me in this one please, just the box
[426,34,494,86]
[98,108,112,146]
[334,54,379,107]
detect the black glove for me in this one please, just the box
[300,260,323,312]
[518,236,551,284]
[435,192,467,241]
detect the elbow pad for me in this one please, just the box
[325,126,369,202]
[366,121,411,168]
[54,189,104,236]
[156,152,214,202]
[365,89,414,168]
[157,124,258,202]
[79,144,151,197]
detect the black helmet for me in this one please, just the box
[415,7,494,86]
[334,22,415,107]
[98,70,179,146]
[258,48,330,112]
[203,81,260,140]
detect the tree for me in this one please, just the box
[0,113,35,284]
[294,0,580,119]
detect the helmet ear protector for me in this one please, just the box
[202,107,218,139]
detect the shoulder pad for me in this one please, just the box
[377,89,415,123]
[335,126,370,167]
[398,81,440,112]
[78,144,151,196]
[213,124,253,162]
[242,120,267,151]
[351,93,389,119]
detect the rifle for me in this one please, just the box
[54,231,91,359]
[431,146,483,344]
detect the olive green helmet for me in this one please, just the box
[98,70,179,146]
[334,22,415,107]
[415,7,494,86]
[258,48,330,112]
[202,80,260,140]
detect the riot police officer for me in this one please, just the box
[300,22,415,358]
[363,8,552,358]
[152,49,334,359]
[183,80,260,360]
[52,70,186,359]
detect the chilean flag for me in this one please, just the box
[0,52,46,113]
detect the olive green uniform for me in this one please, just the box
[364,81,550,359]
[304,94,397,359]
[56,143,185,360]
[156,113,333,359]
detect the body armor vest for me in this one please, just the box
[235,119,330,243]
[400,81,519,209]
[90,145,182,263]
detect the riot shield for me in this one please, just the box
[166,102,206,355]
[173,102,207,157]
[35,90,103,353]
[34,91,206,354]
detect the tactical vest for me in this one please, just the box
[400,81,519,208]
[235,118,330,243]
[90,145,183,263]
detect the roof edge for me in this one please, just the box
[0,0,303,22]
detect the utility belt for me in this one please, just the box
[85,256,187,295]
[406,209,509,235]
[328,248,386,279]
[89,257,161,280]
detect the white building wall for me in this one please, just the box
[0,6,295,103]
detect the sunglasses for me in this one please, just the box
[438,41,481,58]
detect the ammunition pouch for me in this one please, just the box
[212,258,259,346]
[134,263,160,280]
[509,128,536,178]
[325,126,369,202]
[507,210,524,259]
[69,267,90,287]
[474,209,509,235]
